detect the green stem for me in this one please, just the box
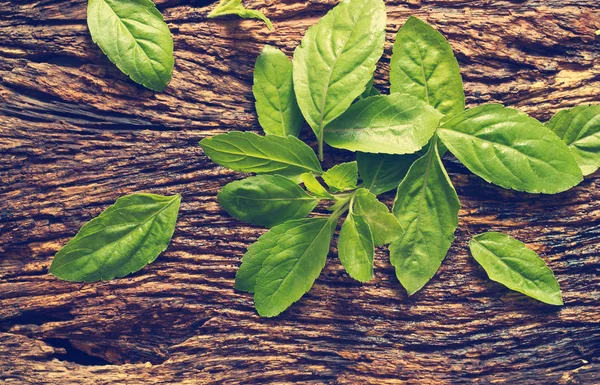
[318,131,324,161]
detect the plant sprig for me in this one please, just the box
[200,0,595,317]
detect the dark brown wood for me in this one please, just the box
[1,0,600,383]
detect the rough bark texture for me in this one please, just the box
[1,0,600,383]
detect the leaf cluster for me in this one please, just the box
[200,0,599,316]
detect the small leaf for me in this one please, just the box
[254,218,337,317]
[235,220,298,293]
[50,193,181,282]
[322,161,358,193]
[218,175,319,227]
[208,0,273,30]
[546,105,600,176]
[353,188,401,246]
[293,0,386,158]
[469,232,563,306]
[358,75,380,100]
[324,94,443,154]
[438,104,583,194]
[200,132,322,179]
[301,173,334,199]
[390,141,460,295]
[87,0,174,92]
[390,16,464,118]
[338,213,374,282]
[356,152,418,195]
[253,45,303,137]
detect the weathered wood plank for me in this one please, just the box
[1,0,599,383]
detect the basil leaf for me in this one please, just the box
[49,193,180,282]
[235,221,298,293]
[253,45,303,137]
[390,16,464,118]
[293,0,386,158]
[254,218,336,317]
[218,175,319,227]
[390,142,460,295]
[338,213,374,282]
[87,0,174,92]
[301,173,334,199]
[438,104,583,194]
[358,75,379,100]
[208,0,273,30]
[356,152,418,195]
[469,232,563,306]
[353,188,401,246]
[324,94,442,155]
[546,105,600,176]
[199,132,322,179]
[322,161,358,193]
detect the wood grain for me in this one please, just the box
[1,0,599,383]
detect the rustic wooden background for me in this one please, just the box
[1,0,599,383]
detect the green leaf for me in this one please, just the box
[218,175,319,227]
[49,193,180,282]
[324,94,442,154]
[469,232,563,306]
[199,132,322,179]
[356,152,419,195]
[546,105,600,176]
[390,16,464,118]
[254,217,337,317]
[292,0,386,159]
[353,188,401,246]
[338,213,374,282]
[390,142,460,295]
[358,75,380,100]
[322,161,358,193]
[235,220,298,293]
[301,173,334,199]
[208,0,273,30]
[253,45,303,137]
[87,0,174,92]
[438,104,583,194]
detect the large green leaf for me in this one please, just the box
[469,232,563,306]
[322,161,358,193]
[356,152,418,195]
[324,94,442,154]
[293,0,386,158]
[254,218,337,317]
[390,142,460,295]
[50,193,180,282]
[208,0,273,30]
[235,220,299,293]
[353,188,401,246]
[87,0,174,92]
[199,132,322,179]
[338,213,374,282]
[438,104,583,194]
[218,175,318,227]
[546,105,600,176]
[253,45,303,137]
[390,16,464,118]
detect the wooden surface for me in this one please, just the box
[1,0,600,383]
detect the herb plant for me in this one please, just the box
[200,0,594,317]
[57,0,597,318]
